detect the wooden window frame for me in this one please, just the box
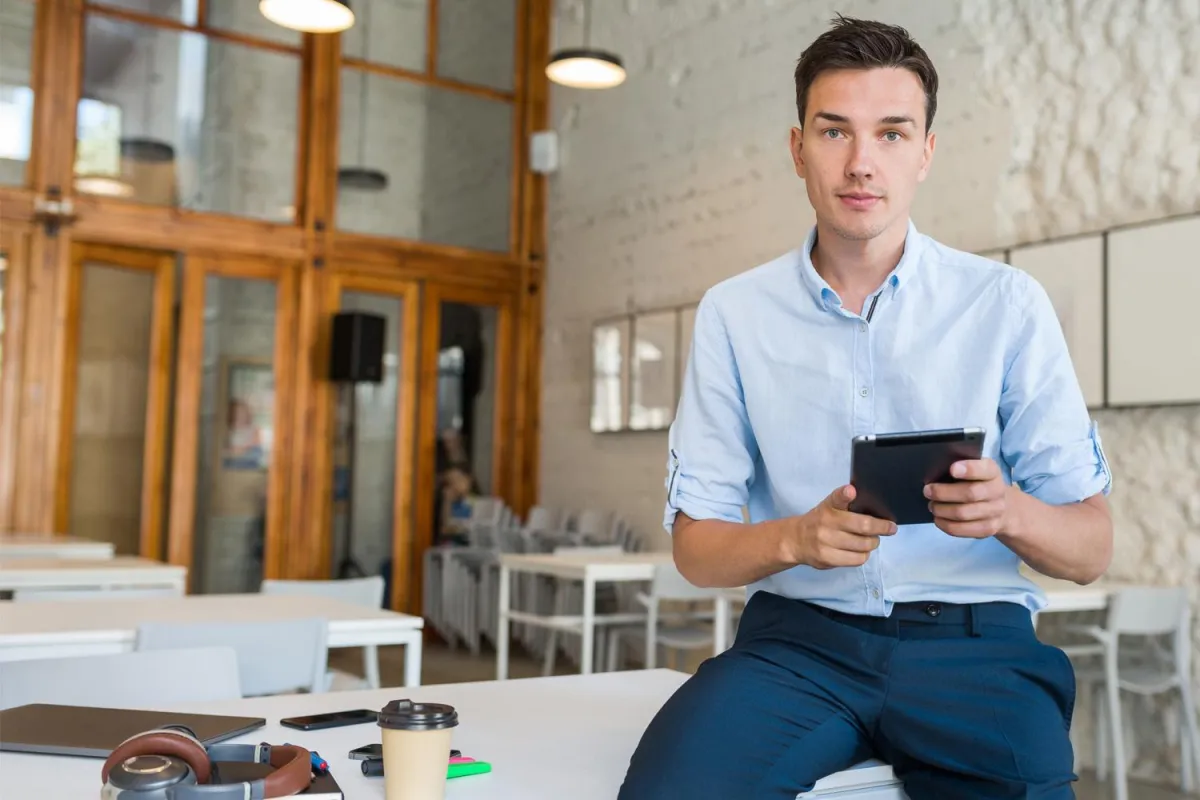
[0,229,30,530]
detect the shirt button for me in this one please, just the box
[872,588,880,599]
[925,603,942,618]
[860,388,869,397]
[860,323,867,333]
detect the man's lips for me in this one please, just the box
[838,193,882,210]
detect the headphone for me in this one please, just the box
[100,725,313,799]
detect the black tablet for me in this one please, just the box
[849,427,986,525]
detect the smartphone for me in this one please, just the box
[349,744,461,761]
[279,709,379,731]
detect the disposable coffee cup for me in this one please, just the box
[378,699,459,799]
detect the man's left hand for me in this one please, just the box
[924,459,1013,538]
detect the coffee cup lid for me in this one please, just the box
[378,699,459,731]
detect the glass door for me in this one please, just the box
[166,255,298,593]
[54,243,176,555]
[325,273,420,610]
[412,284,515,613]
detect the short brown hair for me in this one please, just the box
[794,15,939,131]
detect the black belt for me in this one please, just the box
[806,598,1033,638]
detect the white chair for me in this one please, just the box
[605,562,722,671]
[260,576,385,690]
[12,587,184,601]
[540,544,639,675]
[1067,586,1199,800]
[0,647,242,710]
[136,618,328,696]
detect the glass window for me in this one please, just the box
[68,263,157,555]
[192,275,278,594]
[0,0,37,187]
[206,0,302,47]
[436,0,516,92]
[341,0,426,73]
[78,13,299,222]
[336,70,512,251]
[331,291,406,581]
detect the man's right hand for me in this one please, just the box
[788,485,897,569]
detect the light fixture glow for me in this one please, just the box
[259,0,354,34]
[546,48,626,89]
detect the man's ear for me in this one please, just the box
[917,130,936,182]
[790,126,806,179]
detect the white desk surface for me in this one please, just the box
[0,669,900,800]
[0,556,186,590]
[0,593,424,659]
[0,534,115,560]
[499,551,673,581]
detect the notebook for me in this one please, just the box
[0,703,266,758]
[215,762,343,799]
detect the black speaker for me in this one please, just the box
[330,311,386,383]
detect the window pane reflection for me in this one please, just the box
[0,0,37,187]
[336,70,511,252]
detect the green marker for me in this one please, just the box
[448,761,492,779]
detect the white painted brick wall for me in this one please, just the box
[540,0,1200,783]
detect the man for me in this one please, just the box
[618,15,1113,800]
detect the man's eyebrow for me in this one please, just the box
[812,111,850,124]
[811,112,917,127]
[880,115,916,126]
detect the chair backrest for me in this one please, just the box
[650,562,721,601]
[524,506,562,533]
[573,509,614,538]
[260,576,385,609]
[1107,586,1189,636]
[0,647,242,710]
[136,617,328,696]
[12,587,184,602]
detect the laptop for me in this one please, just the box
[0,704,266,758]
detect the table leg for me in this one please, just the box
[403,634,422,688]
[713,594,730,655]
[580,575,596,676]
[496,564,511,680]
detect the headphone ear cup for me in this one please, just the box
[102,728,211,785]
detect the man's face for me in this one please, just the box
[790,67,935,242]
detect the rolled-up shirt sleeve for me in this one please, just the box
[999,272,1113,505]
[663,291,759,533]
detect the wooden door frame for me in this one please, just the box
[316,271,422,611]
[53,242,175,553]
[166,254,299,589]
[412,283,517,613]
[0,229,30,531]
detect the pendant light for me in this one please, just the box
[336,3,388,193]
[547,0,625,89]
[260,0,355,34]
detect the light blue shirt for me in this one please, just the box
[664,220,1113,615]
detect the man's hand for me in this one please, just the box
[789,485,897,569]
[925,459,1012,538]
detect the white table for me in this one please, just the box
[0,593,425,687]
[0,556,185,592]
[0,534,115,560]
[496,551,734,680]
[0,669,904,799]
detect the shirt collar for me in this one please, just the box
[797,219,927,312]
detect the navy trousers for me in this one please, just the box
[619,590,1077,799]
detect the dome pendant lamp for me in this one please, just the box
[260,0,355,34]
[546,0,625,89]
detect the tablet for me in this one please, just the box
[849,427,986,525]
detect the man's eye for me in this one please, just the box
[823,129,843,139]
[883,131,902,142]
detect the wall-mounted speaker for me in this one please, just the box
[330,311,386,383]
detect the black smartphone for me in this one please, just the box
[349,744,461,761]
[348,743,382,760]
[279,709,379,731]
